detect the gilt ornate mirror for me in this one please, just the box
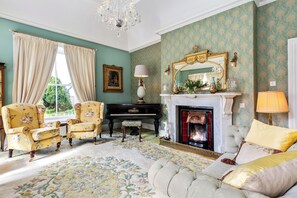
[172,46,227,93]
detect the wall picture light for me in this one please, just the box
[230,52,238,67]
[164,65,170,75]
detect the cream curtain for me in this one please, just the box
[12,33,58,104]
[64,44,96,102]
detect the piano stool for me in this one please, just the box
[121,120,142,142]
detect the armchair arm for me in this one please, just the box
[44,121,61,128]
[100,102,104,120]
[66,119,81,125]
[7,126,30,135]
[95,118,103,125]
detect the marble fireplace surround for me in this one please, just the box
[161,92,241,153]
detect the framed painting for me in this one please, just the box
[103,64,123,93]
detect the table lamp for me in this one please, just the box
[134,65,148,103]
[256,91,289,125]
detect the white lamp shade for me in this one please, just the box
[257,91,289,113]
[134,65,148,77]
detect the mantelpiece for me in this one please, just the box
[161,92,241,152]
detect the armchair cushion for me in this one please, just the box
[70,123,95,132]
[79,101,104,123]
[44,121,61,128]
[31,127,60,141]
[8,104,39,129]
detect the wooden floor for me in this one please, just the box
[160,138,222,159]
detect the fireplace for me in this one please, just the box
[178,106,213,151]
[161,93,241,152]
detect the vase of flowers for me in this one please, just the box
[184,79,207,94]
[184,79,196,94]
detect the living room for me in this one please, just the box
[0,0,297,197]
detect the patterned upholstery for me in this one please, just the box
[1,103,62,159]
[121,120,142,142]
[70,122,95,132]
[122,120,142,127]
[66,101,104,145]
[31,127,60,141]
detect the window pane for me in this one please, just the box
[57,85,76,116]
[41,47,78,118]
[42,85,57,117]
[56,49,71,85]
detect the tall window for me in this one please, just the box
[42,47,78,118]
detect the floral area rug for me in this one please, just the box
[0,130,213,198]
[13,156,154,198]
[113,133,213,171]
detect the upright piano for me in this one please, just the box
[105,103,162,137]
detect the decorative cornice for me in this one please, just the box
[155,0,276,36]
[0,0,276,53]
[155,0,253,36]
[255,0,276,7]
[0,12,128,52]
[129,38,161,53]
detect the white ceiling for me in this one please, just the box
[0,0,275,52]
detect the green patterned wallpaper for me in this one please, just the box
[257,0,297,127]
[161,2,257,126]
[130,0,297,127]
[131,43,161,103]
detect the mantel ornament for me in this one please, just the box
[172,46,227,94]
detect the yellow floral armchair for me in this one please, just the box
[1,103,62,160]
[66,101,104,146]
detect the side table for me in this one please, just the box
[60,122,68,137]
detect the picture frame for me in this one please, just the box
[103,64,123,93]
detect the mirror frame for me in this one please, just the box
[172,49,228,93]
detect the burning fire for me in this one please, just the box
[190,125,207,141]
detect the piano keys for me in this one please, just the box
[105,103,162,137]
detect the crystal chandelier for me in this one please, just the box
[97,0,141,37]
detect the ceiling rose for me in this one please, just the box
[97,0,141,37]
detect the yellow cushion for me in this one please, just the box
[31,127,60,141]
[70,122,95,132]
[245,119,297,151]
[8,104,39,130]
[80,102,101,123]
[223,150,297,197]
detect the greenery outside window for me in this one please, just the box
[41,47,78,118]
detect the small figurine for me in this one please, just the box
[216,78,222,91]
[209,77,217,93]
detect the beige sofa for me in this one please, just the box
[148,126,297,198]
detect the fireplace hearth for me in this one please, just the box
[178,106,213,151]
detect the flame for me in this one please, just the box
[190,130,207,141]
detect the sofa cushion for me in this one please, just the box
[203,153,237,180]
[223,150,297,197]
[288,141,297,151]
[70,122,95,132]
[234,141,281,164]
[245,119,297,151]
[31,127,60,141]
